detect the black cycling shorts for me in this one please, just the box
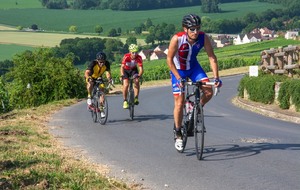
[123,68,138,79]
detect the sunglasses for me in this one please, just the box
[189,27,200,33]
[131,52,137,54]
[97,60,105,64]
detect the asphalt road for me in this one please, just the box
[48,75,300,190]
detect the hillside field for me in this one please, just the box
[0,1,282,34]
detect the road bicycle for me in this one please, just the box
[89,77,113,125]
[122,75,142,120]
[175,79,219,160]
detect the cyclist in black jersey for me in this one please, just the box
[84,52,113,106]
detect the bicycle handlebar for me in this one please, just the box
[120,75,143,85]
[94,77,115,90]
[185,81,220,96]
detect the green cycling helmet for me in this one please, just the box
[128,44,139,52]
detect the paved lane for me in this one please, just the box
[49,75,300,190]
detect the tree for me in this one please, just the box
[108,28,117,37]
[72,0,99,9]
[145,34,155,45]
[201,0,220,13]
[134,27,142,35]
[69,25,78,33]
[126,36,137,45]
[117,27,122,34]
[0,60,13,76]
[145,18,153,30]
[95,25,103,34]
[31,24,38,30]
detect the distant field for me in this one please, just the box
[0,31,146,47]
[0,30,146,60]
[0,44,34,61]
[0,1,282,34]
[0,0,42,9]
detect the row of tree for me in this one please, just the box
[40,0,253,11]
[39,0,199,10]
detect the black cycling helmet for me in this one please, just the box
[96,52,106,60]
[182,14,201,28]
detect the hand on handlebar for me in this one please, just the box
[86,76,92,83]
[133,73,139,79]
[214,78,222,88]
[108,78,114,85]
[176,78,185,88]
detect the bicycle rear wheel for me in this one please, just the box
[194,104,205,160]
[91,98,98,123]
[128,89,134,120]
[178,107,189,153]
[99,96,108,125]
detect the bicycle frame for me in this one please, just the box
[127,77,135,120]
[179,79,218,159]
[90,78,112,125]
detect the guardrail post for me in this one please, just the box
[283,45,299,77]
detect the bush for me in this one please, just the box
[4,48,86,108]
[0,79,11,113]
[238,73,288,104]
[238,73,300,112]
[278,79,300,111]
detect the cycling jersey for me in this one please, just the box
[86,60,110,79]
[122,53,143,70]
[171,31,208,95]
[174,31,205,70]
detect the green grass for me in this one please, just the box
[0,0,43,9]
[0,100,134,189]
[0,44,34,61]
[0,1,282,34]
[210,38,300,59]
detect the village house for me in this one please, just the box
[150,51,167,61]
[138,49,152,60]
[251,27,275,39]
[214,34,231,48]
[234,33,262,45]
[153,45,168,55]
[285,31,299,39]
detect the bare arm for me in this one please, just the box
[84,70,91,80]
[105,71,112,80]
[204,34,219,79]
[167,35,181,80]
[120,64,124,76]
[138,65,143,76]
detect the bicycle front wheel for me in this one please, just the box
[99,96,108,125]
[194,104,205,160]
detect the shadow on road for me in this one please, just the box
[182,143,300,161]
[108,114,173,123]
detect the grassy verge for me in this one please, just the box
[0,99,138,189]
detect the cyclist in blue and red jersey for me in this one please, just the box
[120,44,144,109]
[167,14,222,151]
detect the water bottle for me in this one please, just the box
[185,100,193,120]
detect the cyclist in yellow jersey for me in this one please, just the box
[84,52,113,106]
